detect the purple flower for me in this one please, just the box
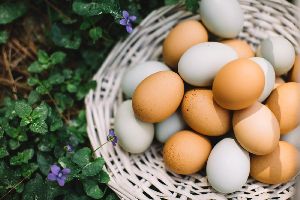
[64,144,73,153]
[119,10,137,33]
[47,164,71,186]
[107,129,118,146]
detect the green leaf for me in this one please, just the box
[165,0,180,5]
[10,149,34,166]
[105,193,119,200]
[50,24,82,49]
[0,2,27,24]
[72,147,91,167]
[30,120,48,134]
[27,77,40,86]
[20,117,31,126]
[9,139,20,150]
[37,153,53,176]
[15,101,32,118]
[28,62,43,73]
[0,147,9,158]
[5,126,19,138]
[0,30,9,44]
[67,83,78,93]
[54,92,74,111]
[38,134,57,152]
[83,180,104,199]
[50,51,66,65]
[32,103,48,121]
[82,157,105,176]
[28,91,40,105]
[98,170,110,184]
[89,27,102,42]
[21,163,38,177]
[49,111,63,131]
[185,0,199,12]
[37,50,49,64]
[36,84,49,94]
[72,0,121,20]
[49,73,65,85]
[17,131,28,142]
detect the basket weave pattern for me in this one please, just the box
[85,1,300,199]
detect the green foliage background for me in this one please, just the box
[0,0,198,199]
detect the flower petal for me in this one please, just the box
[129,15,137,22]
[119,19,127,26]
[57,176,66,186]
[126,25,133,33]
[62,168,71,175]
[51,164,60,175]
[47,173,57,181]
[122,10,129,18]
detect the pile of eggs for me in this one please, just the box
[114,0,300,194]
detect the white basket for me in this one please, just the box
[85,1,300,199]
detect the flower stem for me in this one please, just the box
[0,174,30,200]
[93,141,109,153]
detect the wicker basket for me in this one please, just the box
[85,1,300,199]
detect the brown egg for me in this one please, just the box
[132,71,184,123]
[212,58,265,110]
[290,55,300,82]
[250,141,298,184]
[274,77,285,89]
[181,89,231,136]
[221,39,254,58]
[266,82,300,134]
[163,20,208,68]
[233,102,280,155]
[163,130,212,175]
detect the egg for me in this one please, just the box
[132,71,184,123]
[163,20,208,68]
[282,125,300,151]
[212,58,265,110]
[291,55,300,82]
[163,130,211,175]
[233,102,280,155]
[274,77,285,89]
[206,138,250,193]
[250,141,298,184]
[200,0,244,38]
[121,61,170,98]
[258,36,295,76]
[181,89,231,136]
[250,57,275,102]
[266,82,300,134]
[178,42,238,86]
[155,112,186,143]
[222,39,254,58]
[114,100,154,153]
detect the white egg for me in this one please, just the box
[178,42,238,86]
[250,57,275,102]
[121,61,170,98]
[281,125,300,151]
[155,112,186,143]
[258,36,295,76]
[114,100,154,153]
[206,138,250,193]
[200,0,244,38]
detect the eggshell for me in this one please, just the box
[163,20,208,68]
[163,130,211,175]
[250,141,298,184]
[114,100,154,153]
[233,102,280,155]
[266,82,300,134]
[121,61,170,98]
[222,39,254,58]
[155,112,186,143]
[212,58,265,110]
[206,138,250,193]
[200,0,244,38]
[274,77,285,89]
[181,89,231,136]
[132,71,184,123]
[291,55,300,82]
[178,42,238,86]
[258,36,295,76]
[250,57,275,102]
[282,124,300,151]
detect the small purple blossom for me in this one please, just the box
[64,144,73,153]
[107,129,118,146]
[47,164,71,186]
[119,10,136,33]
